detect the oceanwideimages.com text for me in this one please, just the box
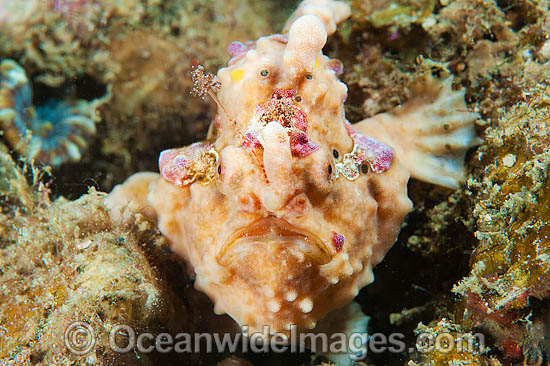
[64,322,485,360]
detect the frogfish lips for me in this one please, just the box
[217,217,331,292]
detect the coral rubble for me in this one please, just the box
[451,78,550,364]
[0,143,201,365]
[337,0,550,364]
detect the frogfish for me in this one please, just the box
[107,0,480,362]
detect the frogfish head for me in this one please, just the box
[155,15,411,334]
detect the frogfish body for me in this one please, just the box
[107,0,480,359]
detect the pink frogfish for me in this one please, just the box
[107,0,480,361]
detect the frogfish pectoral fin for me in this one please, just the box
[352,76,482,189]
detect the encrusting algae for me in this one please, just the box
[449,78,550,365]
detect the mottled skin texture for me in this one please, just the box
[107,0,480,346]
[146,29,412,330]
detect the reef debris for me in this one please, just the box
[409,319,492,366]
[0,142,218,365]
[450,78,550,364]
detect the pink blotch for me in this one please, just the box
[344,121,393,173]
[327,59,344,76]
[272,89,297,99]
[343,121,356,137]
[213,115,221,130]
[255,89,318,157]
[242,130,263,150]
[159,142,214,187]
[332,232,345,252]
[289,131,319,157]
[159,150,193,187]
[228,41,245,57]
[292,106,308,131]
[227,41,255,66]
[158,149,177,171]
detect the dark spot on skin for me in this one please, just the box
[443,123,450,130]
[332,149,339,159]
[260,69,269,77]
[170,26,181,37]
[218,165,222,174]
[295,95,302,102]
[430,66,442,78]
[305,74,312,80]
[361,164,369,174]
[328,163,333,176]
[368,178,381,201]
[445,144,451,150]
[213,190,226,206]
